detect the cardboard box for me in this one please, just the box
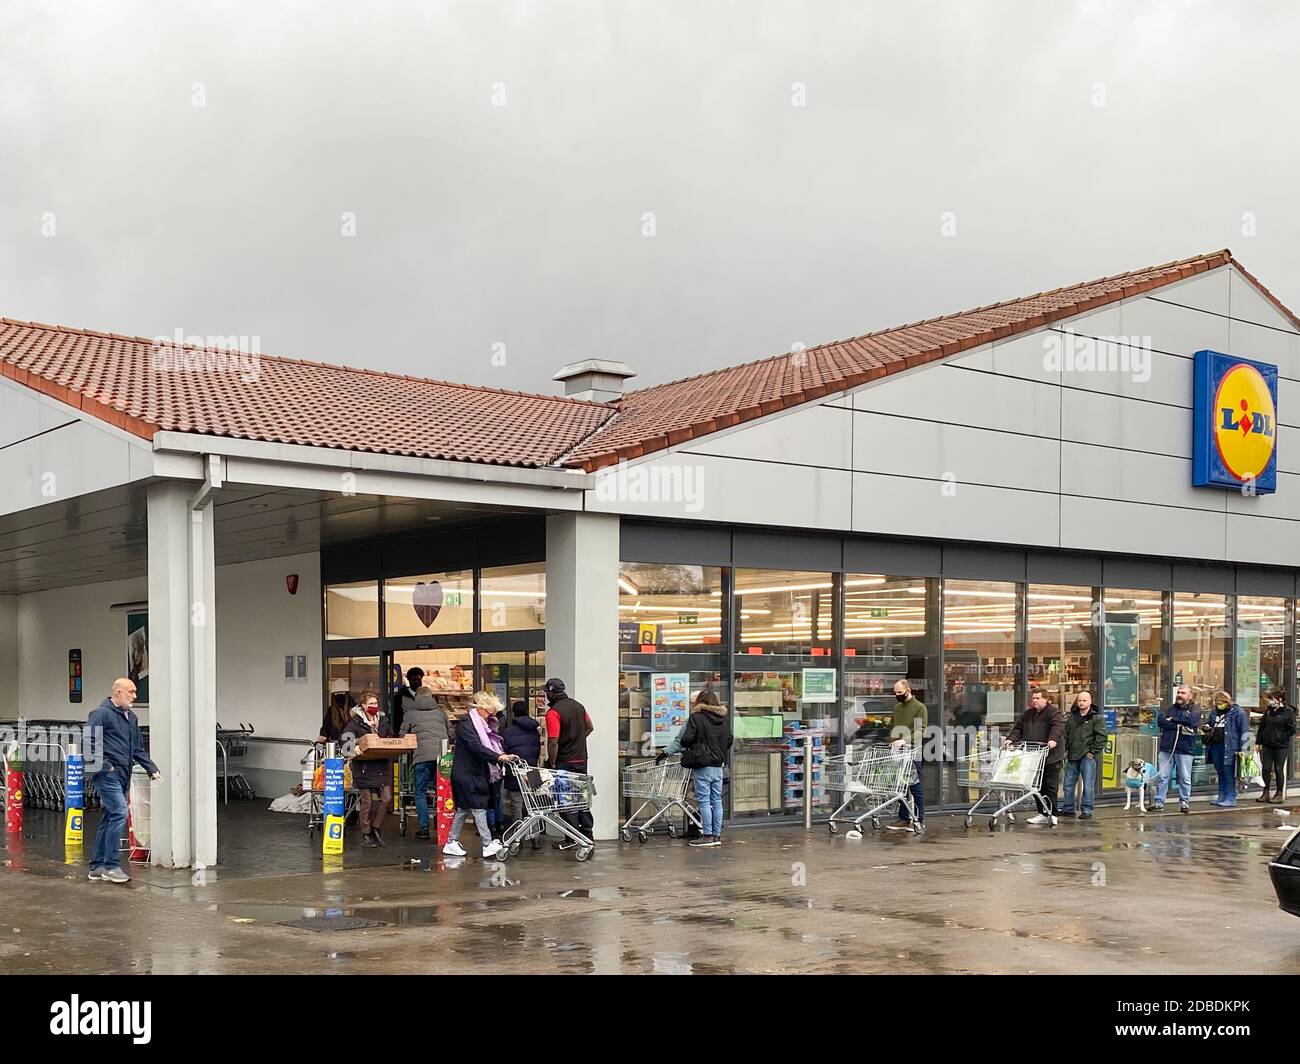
[354,734,417,760]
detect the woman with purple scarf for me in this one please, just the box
[443,691,514,859]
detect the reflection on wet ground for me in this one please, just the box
[2,801,1298,974]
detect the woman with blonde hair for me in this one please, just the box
[443,691,515,859]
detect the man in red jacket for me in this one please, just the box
[544,677,594,844]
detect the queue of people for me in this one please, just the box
[305,671,1294,860]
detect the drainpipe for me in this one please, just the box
[189,455,223,870]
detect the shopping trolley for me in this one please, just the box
[497,760,595,862]
[825,743,920,837]
[958,742,1054,830]
[216,723,256,801]
[303,743,360,838]
[619,756,702,843]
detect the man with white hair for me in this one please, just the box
[86,678,160,883]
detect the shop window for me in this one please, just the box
[324,581,378,640]
[732,569,838,820]
[1099,589,1166,791]
[1236,596,1288,710]
[1026,584,1096,710]
[479,563,545,632]
[323,656,382,730]
[384,571,473,637]
[942,579,1021,802]
[618,563,727,821]
[390,648,475,719]
[1172,592,1230,702]
[843,574,939,800]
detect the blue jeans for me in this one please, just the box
[1156,750,1192,805]
[90,769,127,871]
[896,762,925,823]
[413,760,434,831]
[1211,744,1236,803]
[1061,756,1097,814]
[693,766,724,837]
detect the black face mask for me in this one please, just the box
[895,692,909,703]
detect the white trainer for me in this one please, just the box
[1026,814,1049,825]
[482,840,502,859]
[442,840,467,857]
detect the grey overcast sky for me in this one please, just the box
[2,0,1298,394]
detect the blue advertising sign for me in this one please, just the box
[324,757,345,817]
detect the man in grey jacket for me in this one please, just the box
[399,687,451,839]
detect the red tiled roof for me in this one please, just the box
[3,250,1293,475]
[566,248,1285,471]
[0,321,616,468]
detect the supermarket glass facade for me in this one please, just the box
[617,553,1300,821]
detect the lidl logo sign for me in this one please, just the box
[1193,350,1278,493]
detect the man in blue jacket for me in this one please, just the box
[1153,684,1200,813]
[86,678,160,883]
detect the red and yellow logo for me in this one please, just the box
[1214,363,1276,482]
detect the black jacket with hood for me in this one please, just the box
[501,715,542,791]
[679,707,733,770]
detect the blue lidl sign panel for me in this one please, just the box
[1192,350,1278,494]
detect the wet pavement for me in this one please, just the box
[2,800,1298,974]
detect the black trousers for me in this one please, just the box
[1261,745,1290,792]
[1035,760,1063,816]
[558,760,594,839]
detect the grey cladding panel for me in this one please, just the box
[1171,563,1235,594]
[842,537,941,577]
[1026,552,1102,587]
[620,522,731,566]
[942,546,1027,582]
[733,531,841,572]
[1101,558,1172,591]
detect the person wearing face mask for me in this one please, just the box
[341,693,394,847]
[885,679,927,832]
[86,678,161,884]
[1256,689,1296,804]
[443,691,516,859]
[1202,689,1250,808]
[1153,684,1200,813]
[1060,691,1107,819]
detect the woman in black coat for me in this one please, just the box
[340,694,394,847]
[444,692,513,859]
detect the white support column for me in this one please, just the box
[189,497,217,869]
[545,512,620,840]
[147,482,193,868]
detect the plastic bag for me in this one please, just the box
[1238,750,1264,788]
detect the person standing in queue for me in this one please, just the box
[1153,684,1199,813]
[544,677,595,847]
[1203,689,1250,808]
[502,701,543,845]
[443,691,514,859]
[658,690,732,847]
[1004,687,1065,824]
[86,678,161,884]
[1256,689,1296,804]
[399,686,451,840]
[1059,690,1107,819]
[885,679,927,832]
[342,692,394,847]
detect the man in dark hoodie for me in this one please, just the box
[1004,687,1065,824]
[502,701,542,838]
[660,690,732,847]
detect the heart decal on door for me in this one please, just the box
[412,581,443,629]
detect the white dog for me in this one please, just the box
[1123,759,1157,811]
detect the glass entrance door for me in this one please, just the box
[478,650,547,714]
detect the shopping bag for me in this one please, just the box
[1238,750,1264,788]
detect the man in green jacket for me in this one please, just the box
[1060,690,1108,819]
[887,679,927,831]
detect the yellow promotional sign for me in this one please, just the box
[1101,733,1117,788]
[323,814,345,856]
[64,807,84,845]
[637,622,658,646]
